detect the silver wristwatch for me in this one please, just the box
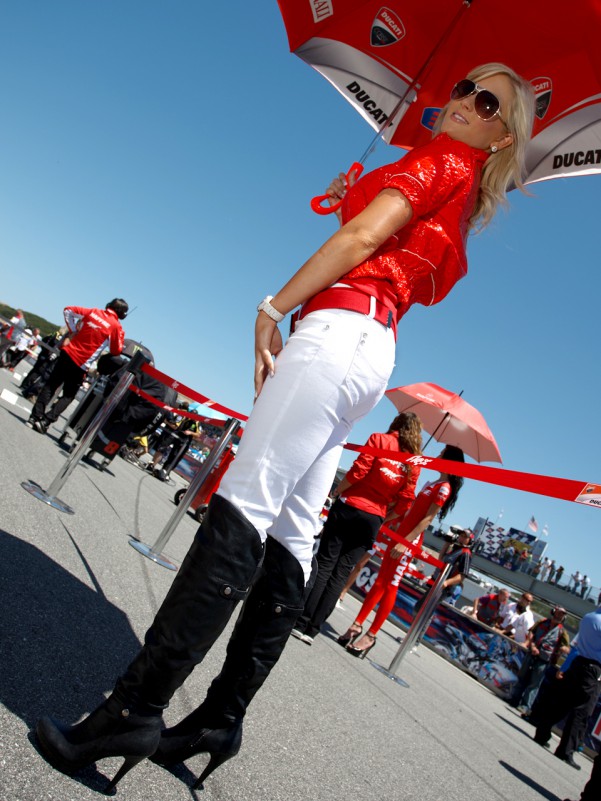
[257,295,285,323]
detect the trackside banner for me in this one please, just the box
[344,445,601,509]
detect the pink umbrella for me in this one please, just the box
[385,382,502,463]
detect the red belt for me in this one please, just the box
[296,286,398,338]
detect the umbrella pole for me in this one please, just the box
[422,390,463,453]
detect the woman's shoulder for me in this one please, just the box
[367,431,403,450]
[419,478,451,498]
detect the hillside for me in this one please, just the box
[0,303,60,337]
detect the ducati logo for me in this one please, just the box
[371,7,405,46]
[346,81,389,124]
[532,76,552,119]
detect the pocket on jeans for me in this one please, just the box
[286,312,336,365]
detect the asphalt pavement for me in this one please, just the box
[0,367,590,801]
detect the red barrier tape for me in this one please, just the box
[378,523,445,568]
[128,385,228,428]
[406,566,432,584]
[130,365,600,509]
[140,363,248,422]
[344,444,601,509]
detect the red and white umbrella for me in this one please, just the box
[385,382,502,463]
[277,0,601,186]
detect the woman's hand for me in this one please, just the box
[390,542,407,559]
[327,167,361,225]
[254,312,283,399]
[327,172,347,225]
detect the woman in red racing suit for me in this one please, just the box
[341,445,465,657]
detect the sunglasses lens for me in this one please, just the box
[475,90,500,120]
[450,79,475,100]
[450,79,501,121]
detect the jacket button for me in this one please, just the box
[223,586,232,596]
[121,708,130,718]
[274,605,282,614]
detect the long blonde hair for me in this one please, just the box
[434,63,535,231]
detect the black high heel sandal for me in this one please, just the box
[346,631,377,659]
[337,622,362,647]
[35,694,162,793]
[151,717,242,789]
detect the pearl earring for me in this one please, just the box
[491,145,498,153]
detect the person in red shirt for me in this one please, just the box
[342,445,465,658]
[0,309,26,364]
[291,412,422,644]
[36,65,535,792]
[28,299,127,433]
[471,588,511,626]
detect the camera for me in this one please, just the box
[441,525,469,544]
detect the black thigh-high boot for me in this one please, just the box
[151,536,313,789]
[36,494,264,792]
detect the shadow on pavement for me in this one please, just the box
[498,760,563,800]
[495,712,539,742]
[0,528,141,727]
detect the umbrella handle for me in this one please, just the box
[310,162,364,215]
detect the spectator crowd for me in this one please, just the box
[478,541,596,600]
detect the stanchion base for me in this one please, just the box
[128,539,179,571]
[370,660,410,687]
[21,480,75,515]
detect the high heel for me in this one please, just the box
[150,709,242,791]
[153,721,241,789]
[193,750,233,790]
[337,622,362,647]
[150,713,242,770]
[346,631,376,659]
[105,755,147,793]
[35,693,162,793]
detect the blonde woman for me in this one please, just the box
[37,64,535,793]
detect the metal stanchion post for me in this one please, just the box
[56,375,103,442]
[129,417,241,570]
[370,563,452,687]
[21,352,149,514]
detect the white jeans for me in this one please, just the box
[219,309,396,582]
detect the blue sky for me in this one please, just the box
[1,2,599,586]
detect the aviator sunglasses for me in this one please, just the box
[450,79,506,123]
